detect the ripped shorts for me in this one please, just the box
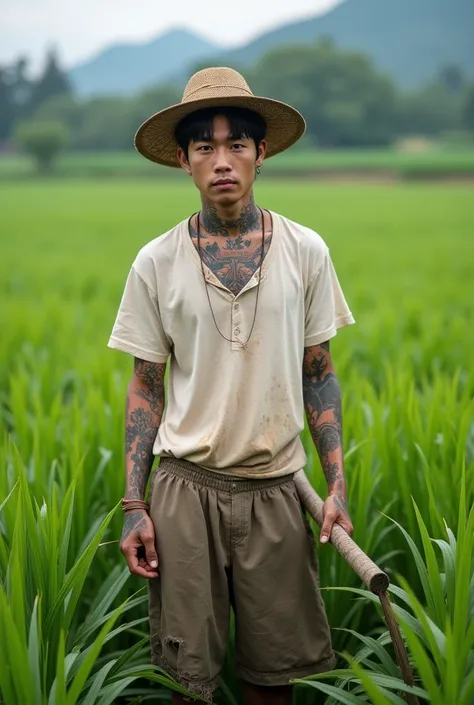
[147,457,336,701]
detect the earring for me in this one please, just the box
[256,166,261,175]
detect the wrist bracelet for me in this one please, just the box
[121,498,150,513]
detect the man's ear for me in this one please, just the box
[177,147,192,175]
[256,139,267,168]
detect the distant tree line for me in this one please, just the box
[2,40,474,161]
[0,49,70,141]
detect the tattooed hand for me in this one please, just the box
[320,494,354,544]
[120,510,159,579]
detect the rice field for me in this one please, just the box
[0,179,473,704]
[1,147,474,180]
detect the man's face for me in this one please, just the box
[178,115,266,206]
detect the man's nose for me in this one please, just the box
[213,147,232,172]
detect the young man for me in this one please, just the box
[108,67,355,704]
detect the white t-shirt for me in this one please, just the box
[108,211,355,478]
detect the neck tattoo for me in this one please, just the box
[201,200,260,237]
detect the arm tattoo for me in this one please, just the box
[303,342,346,497]
[125,359,166,500]
[134,358,165,415]
[312,421,340,454]
[324,461,341,485]
[125,408,156,498]
[333,495,349,516]
[303,372,343,431]
[122,509,148,541]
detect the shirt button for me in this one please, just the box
[234,303,240,311]
[231,483,236,490]
[234,327,240,335]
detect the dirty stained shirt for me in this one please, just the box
[107,211,355,478]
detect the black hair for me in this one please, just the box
[175,105,266,160]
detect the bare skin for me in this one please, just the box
[302,341,354,542]
[119,358,166,580]
[179,115,270,297]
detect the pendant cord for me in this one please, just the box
[189,206,271,349]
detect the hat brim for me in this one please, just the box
[134,95,306,168]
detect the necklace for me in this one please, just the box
[193,206,271,350]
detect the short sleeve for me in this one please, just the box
[107,264,171,363]
[305,247,355,347]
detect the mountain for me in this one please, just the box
[217,0,474,87]
[68,29,221,97]
[68,0,474,96]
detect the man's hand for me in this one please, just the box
[120,509,159,579]
[320,494,354,544]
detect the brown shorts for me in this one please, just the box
[148,457,336,701]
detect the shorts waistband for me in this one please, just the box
[157,457,295,493]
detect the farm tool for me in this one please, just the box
[294,470,420,705]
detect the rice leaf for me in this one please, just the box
[28,595,43,705]
[78,660,117,705]
[65,605,122,705]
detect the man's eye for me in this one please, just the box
[197,145,211,151]
[232,144,245,150]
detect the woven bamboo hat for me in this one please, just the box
[134,66,306,167]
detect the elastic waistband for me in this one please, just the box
[157,457,295,493]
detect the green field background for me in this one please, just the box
[2,148,474,180]
[1,179,473,703]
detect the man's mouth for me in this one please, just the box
[212,179,236,189]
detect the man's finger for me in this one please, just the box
[138,555,160,574]
[320,513,335,544]
[141,533,159,570]
[129,558,159,579]
[337,518,354,536]
[124,546,159,579]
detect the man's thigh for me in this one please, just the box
[232,478,336,686]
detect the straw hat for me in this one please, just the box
[134,66,306,167]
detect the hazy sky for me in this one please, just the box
[2,0,342,72]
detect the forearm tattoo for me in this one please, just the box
[122,509,148,542]
[125,359,166,500]
[302,342,347,503]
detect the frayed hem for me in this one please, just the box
[181,682,214,703]
[151,651,217,702]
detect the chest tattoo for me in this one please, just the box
[189,221,272,297]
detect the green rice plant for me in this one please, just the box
[302,358,473,656]
[0,441,205,705]
[1,180,473,703]
[292,469,474,704]
[2,149,474,180]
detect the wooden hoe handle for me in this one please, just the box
[293,470,389,594]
